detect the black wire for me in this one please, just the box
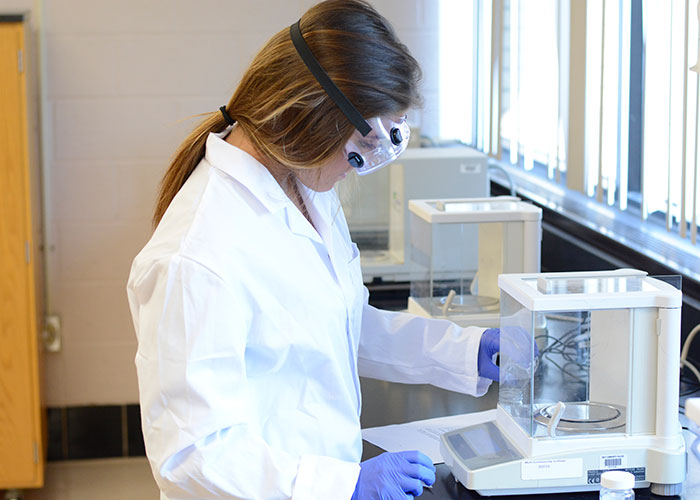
[680,385,700,397]
[529,319,700,419]
[535,322,591,381]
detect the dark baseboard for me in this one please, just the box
[46,404,145,461]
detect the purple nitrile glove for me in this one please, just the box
[351,450,436,500]
[479,327,540,383]
[478,328,500,382]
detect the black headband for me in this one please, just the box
[289,20,371,137]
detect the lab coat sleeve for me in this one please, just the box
[357,301,492,397]
[127,256,359,500]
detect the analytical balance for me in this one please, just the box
[440,269,686,496]
[406,197,542,328]
[337,147,489,282]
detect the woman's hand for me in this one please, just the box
[351,450,436,499]
[478,328,501,381]
[478,327,539,383]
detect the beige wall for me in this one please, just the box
[11,0,441,406]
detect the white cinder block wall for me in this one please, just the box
[22,0,441,406]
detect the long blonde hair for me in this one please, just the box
[153,0,422,226]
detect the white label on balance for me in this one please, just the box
[600,454,627,469]
[521,459,583,480]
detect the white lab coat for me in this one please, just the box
[126,129,491,500]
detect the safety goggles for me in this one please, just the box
[344,116,410,175]
[290,20,409,176]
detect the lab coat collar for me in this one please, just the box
[296,182,353,292]
[296,182,340,253]
[204,128,290,215]
[284,203,323,244]
[204,128,333,245]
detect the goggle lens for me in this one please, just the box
[345,116,410,175]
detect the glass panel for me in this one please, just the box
[499,292,536,436]
[532,308,629,437]
[430,219,480,311]
[409,211,433,308]
[500,290,633,438]
[409,212,481,318]
[533,310,592,438]
[651,274,682,291]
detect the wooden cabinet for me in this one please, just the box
[0,15,44,489]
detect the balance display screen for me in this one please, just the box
[462,428,501,456]
[445,422,522,470]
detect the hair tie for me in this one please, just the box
[219,105,235,126]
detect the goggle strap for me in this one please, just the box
[290,20,371,137]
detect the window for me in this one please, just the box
[502,0,563,176]
[439,0,700,250]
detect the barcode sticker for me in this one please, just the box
[600,455,627,469]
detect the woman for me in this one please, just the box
[127,1,500,499]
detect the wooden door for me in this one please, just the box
[0,20,43,488]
